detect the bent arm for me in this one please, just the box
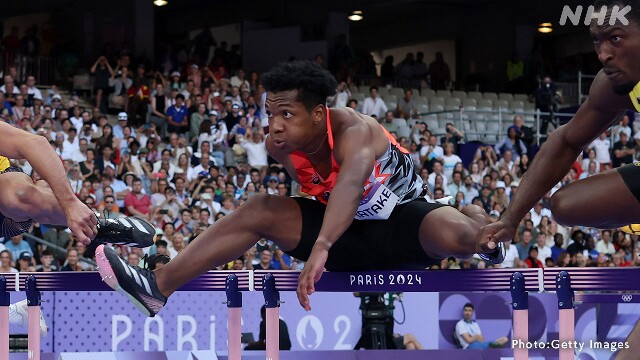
[501,72,627,226]
[316,126,375,250]
[0,122,77,205]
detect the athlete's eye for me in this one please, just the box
[283,111,293,118]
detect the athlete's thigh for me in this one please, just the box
[551,166,640,228]
[0,171,38,219]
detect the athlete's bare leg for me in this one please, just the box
[154,193,304,296]
[550,169,640,228]
[0,172,67,225]
[419,204,490,258]
[616,320,640,359]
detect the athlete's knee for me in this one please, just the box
[237,193,279,225]
[241,193,271,212]
[550,189,571,225]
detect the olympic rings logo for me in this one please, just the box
[622,295,633,302]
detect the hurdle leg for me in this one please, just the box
[556,271,574,360]
[263,273,280,360]
[0,276,9,360]
[26,276,40,360]
[510,272,528,360]
[226,274,242,360]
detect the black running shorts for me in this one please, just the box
[617,162,640,202]
[285,197,446,271]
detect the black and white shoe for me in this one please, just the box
[95,216,155,248]
[478,242,506,265]
[96,244,167,317]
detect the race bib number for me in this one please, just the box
[355,182,399,220]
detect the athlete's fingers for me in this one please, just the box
[297,279,310,310]
[74,226,91,245]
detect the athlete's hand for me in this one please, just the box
[65,200,98,245]
[297,245,328,311]
[479,220,517,252]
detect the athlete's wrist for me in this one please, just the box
[313,239,332,251]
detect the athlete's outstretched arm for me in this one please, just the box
[0,122,97,243]
[483,71,628,248]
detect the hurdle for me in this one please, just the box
[0,276,8,360]
[510,272,529,360]
[263,273,280,360]
[0,271,251,359]
[544,267,640,360]
[26,276,41,360]
[225,274,242,360]
[9,267,640,358]
[556,271,574,360]
[255,269,540,360]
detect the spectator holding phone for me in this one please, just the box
[271,246,292,270]
[157,187,185,221]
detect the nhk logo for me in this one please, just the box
[559,5,631,26]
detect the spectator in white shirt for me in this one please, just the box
[60,127,80,161]
[26,75,42,101]
[239,129,268,169]
[613,114,632,143]
[328,81,351,108]
[501,242,520,268]
[442,142,462,181]
[529,201,552,227]
[427,161,448,190]
[595,230,616,256]
[361,86,388,118]
[588,132,611,168]
[535,232,552,265]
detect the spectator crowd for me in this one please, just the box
[0,38,639,275]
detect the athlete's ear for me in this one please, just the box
[312,104,325,125]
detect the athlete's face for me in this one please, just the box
[266,90,324,154]
[591,14,640,94]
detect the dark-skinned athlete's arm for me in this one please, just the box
[482,70,628,249]
[297,123,376,310]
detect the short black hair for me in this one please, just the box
[261,60,337,111]
[463,302,474,310]
[147,254,170,270]
[175,94,185,101]
[594,0,640,24]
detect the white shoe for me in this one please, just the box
[9,299,48,336]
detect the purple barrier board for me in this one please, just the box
[7,289,639,356]
[254,269,541,292]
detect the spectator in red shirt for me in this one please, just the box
[524,247,543,268]
[124,177,151,218]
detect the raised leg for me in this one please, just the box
[154,194,304,296]
[419,204,490,259]
[550,168,640,228]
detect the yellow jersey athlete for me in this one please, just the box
[0,121,154,247]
